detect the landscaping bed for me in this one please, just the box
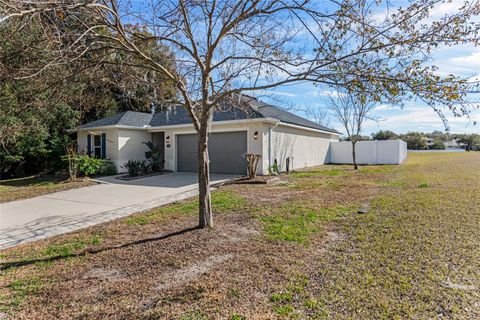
[225,175,290,185]
[0,152,479,319]
[115,170,172,181]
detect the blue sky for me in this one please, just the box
[261,44,480,135]
[259,1,480,136]
[124,0,479,136]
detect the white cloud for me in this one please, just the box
[261,90,297,97]
[451,51,480,67]
[360,106,480,134]
[429,45,480,76]
[375,104,395,111]
[427,0,469,19]
[307,89,344,97]
[468,74,480,83]
[372,0,476,24]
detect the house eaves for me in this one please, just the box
[148,117,279,132]
[277,122,342,136]
[70,125,150,132]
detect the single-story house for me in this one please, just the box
[73,95,341,175]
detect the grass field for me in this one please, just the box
[0,176,95,203]
[0,152,479,319]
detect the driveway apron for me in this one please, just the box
[0,172,234,250]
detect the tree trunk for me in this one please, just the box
[352,141,358,170]
[197,125,213,228]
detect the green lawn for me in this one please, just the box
[0,175,94,203]
[0,152,479,319]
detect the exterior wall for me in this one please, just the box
[159,122,264,174]
[117,129,151,171]
[76,121,343,175]
[77,128,150,172]
[77,128,119,165]
[330,140,407,165]
[262,124,339,173]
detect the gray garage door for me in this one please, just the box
[177,131,247,175]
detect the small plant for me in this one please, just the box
[179,311,209,320]
[122,160,142,177]
[418,182,430,188]
[275,304,295,316]
[228,288,241,299]
[304,298,318,309]
[269,159,279,175]
[139,160,151,175]
[6,277,43,308]
[77,154,103,176]
[270,292,293,303]
[99,160,117,176]
[62,144,79,180]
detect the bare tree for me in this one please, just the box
[1,0,479,228]
[326,89,376,170]
[302,106,332,127]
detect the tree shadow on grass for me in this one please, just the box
[0,226,200,271]
[0,175,66,187]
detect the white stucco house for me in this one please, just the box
[72,95,341,175]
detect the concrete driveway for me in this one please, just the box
[0,172,234,250]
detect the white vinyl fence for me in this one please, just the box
[330,140,407,165]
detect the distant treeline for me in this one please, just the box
[343,130,480,151]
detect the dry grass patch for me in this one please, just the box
[260,202,352,244]
[0,175,95,203]
[1,152,478,319]
[308,152,480,319]
[124,190,245,225]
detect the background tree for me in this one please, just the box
[0,18,177,178]
[301,106,332,127]
[431,139,446,150]
[456,134,480,151]
[2,0,479,228]
[401,132,428,150]
[0,20,80,177]
[427,130,449,143]
[343,135,372,141]
[371,130,399,141]
[326,89,376,169]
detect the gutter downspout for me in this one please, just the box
[268,121,280,170]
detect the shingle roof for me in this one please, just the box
[150,102,264,127]
[77,111,153,129]
[77,96,340,134]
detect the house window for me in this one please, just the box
[93,134,102,158]
[87,133,106,159]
